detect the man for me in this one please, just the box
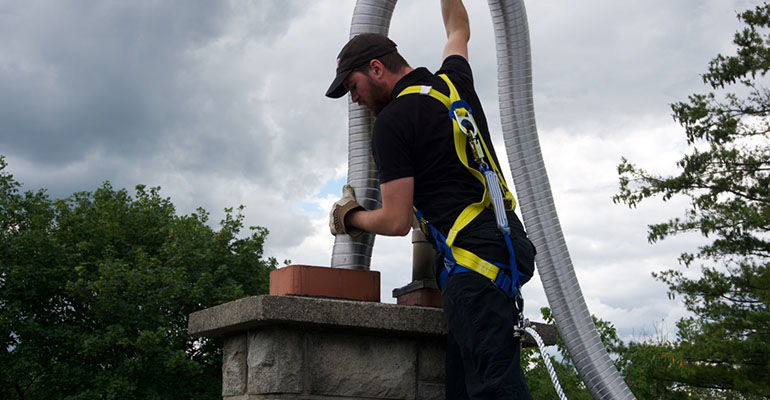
[326,1,535,398]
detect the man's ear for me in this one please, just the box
[369,59,385,79]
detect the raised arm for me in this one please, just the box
[441,0,470,61]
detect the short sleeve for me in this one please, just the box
[437,55,474,86]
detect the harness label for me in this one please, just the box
[443,257,455,273]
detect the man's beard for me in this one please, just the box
[367,76,392,116]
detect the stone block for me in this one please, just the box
[222,334,247,396]
[417,339,445,383]
[247,327,303,394]
[307,331,416,399]
[417,382,444,400]
[188,295,558,400]
[188,295,447,338]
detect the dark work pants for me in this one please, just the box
[442,272,532,400]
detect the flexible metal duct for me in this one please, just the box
[488,1,635,398]
[331,1,635,398]
[330,0,395,269]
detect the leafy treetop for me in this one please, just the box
[614,3,770,397]
[0,155,276,400]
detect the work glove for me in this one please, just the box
[329,184,364,237]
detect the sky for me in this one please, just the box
[0,0,758,343]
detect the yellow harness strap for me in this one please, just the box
[397,74,516,279]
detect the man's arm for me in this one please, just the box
[441,0,470,61]
[346,177,414,236]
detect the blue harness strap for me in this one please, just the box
[415,208,523,298]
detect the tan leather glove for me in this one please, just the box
[329,184,364,237]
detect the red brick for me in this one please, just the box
[395,288,442,308]
[269,264,380,302]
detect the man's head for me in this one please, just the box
[326,33,410,114]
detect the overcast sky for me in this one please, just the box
[0,0,757,342]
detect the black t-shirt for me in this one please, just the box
[373,55,512,263]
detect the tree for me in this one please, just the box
[614,3,770,397]
[523,308,625,400]
[0,156,276,399]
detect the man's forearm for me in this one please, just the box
[441,0,470,60]
[346,208,411,237]
[345,177,415,237]
[441,0,470,42]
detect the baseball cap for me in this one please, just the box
[325,33,397,98]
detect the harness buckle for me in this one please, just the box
[451,105,478,139]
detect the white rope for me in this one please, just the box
[522,325,568,400]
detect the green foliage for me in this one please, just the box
[0,156,276,400]
[523,308,765,399]
[614,3,770,397]
[523,308,623,400]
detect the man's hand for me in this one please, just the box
[329,184,364,237]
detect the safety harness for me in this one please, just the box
[398,75,564,397]
[396,74,528,298]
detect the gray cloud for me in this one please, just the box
[527,0,756,131]
[0,0,758,340]
[0,0,304,188]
